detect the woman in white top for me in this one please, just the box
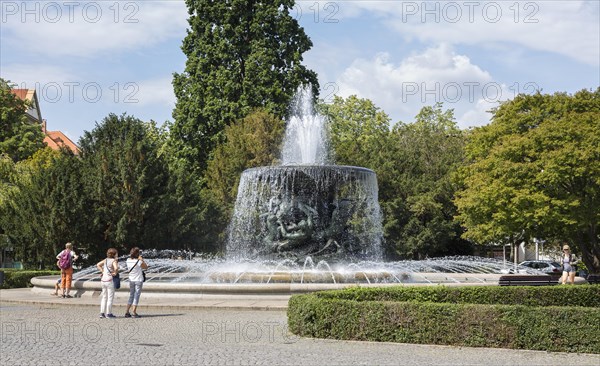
[125,247,148,318]
[96,248,119,318]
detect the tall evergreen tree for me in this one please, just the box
[2,148,88,268]
[79,114,173,256]
[172,0,318,175]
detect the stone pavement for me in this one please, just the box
[2,287,291,310]
[1,289,599,366]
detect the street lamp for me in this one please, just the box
[533,238,546,260]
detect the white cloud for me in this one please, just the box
[302,39,363,90]
[459,98,498,127]
[134,77,176,108]
[1,2,188,58]
[337,0,599,66]
[335,44,500,126]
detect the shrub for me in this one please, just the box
[0,270,59,289]
[313,285,600,307]
[288,286,600,353]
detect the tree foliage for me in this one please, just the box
[206,109,285,208]
[384,104,468,258]
[323,95,391,170]
[78,114,174,257]
[2,148,87,268]
[171,0,318,176]
[323,97,468,259]
[0,78,45,162]
[193,110,286,248]
[455,89,600,272]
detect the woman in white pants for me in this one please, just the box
[96,248,119,318]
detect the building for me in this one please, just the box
[10,89,79,154]
[10,88,43,124]
[42,120,79,154]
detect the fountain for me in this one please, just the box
[31,86,549,296]
[227,86,383,263]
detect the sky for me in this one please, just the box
[1,0,599,143]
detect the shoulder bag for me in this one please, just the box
[106,259,120,289]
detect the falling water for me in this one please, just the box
[226,165,383,261]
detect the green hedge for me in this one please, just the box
[0,270,60,289]
[288,286,600,354]
[312,285,600,307]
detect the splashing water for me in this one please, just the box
[281,85,330,165]
[72,255,541,284]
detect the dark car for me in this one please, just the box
[519,260,562,275]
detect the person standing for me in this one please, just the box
[560,245,579,285]
[125,247,148,318]
[56,243,78,298]
[96,248,119,318]
[51,259,61,296]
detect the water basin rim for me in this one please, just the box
[242,165,375,174]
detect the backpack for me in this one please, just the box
[58,250,72,270]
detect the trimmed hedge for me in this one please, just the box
[288,286,600,354]
[0,270,60,289]
[312,285,600,307]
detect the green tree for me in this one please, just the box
[78,114,173,257]
[0,78,45,162]
[384,104,468,259]
[206,109,285,208]
[455,89,600,273]
[322,95,391,171]
[323,98,468,259]
[171,0,318,176]
[2,148,88,268]
[194,110,285,249]
[0,153,18,263]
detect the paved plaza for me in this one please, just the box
[1,290,599,366]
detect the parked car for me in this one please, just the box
[519,260,562,275]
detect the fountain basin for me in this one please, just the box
[30,273,504,299]
[31,256,567,299]
[228,165,383,261]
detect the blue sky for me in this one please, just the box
[1,1,598,142]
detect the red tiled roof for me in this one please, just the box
[44,131,79,155]
[43,135,61,150]
[11,89,30,100]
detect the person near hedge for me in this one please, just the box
[55,242,78,298]
[560,244,579,285]
[51,260,61,296]
[96,248,119,318]
[125,247,148,318]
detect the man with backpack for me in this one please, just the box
[56,242,78,298]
